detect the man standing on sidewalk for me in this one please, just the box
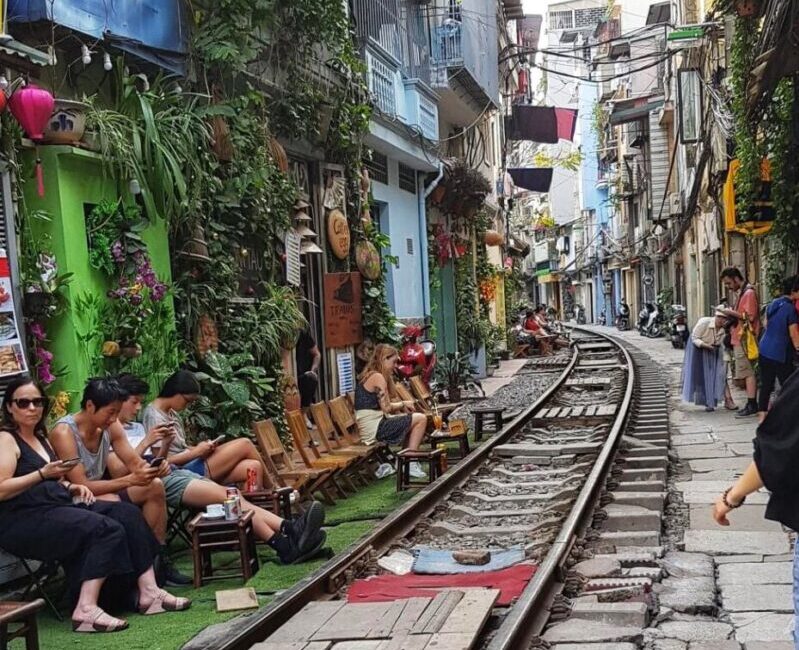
[721,266,760,417]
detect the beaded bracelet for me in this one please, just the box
[37,468,45,481]
[722,487,745,509]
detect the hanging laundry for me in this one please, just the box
[504,105,578,143]
[508,168,554,192]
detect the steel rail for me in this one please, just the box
[218,346,580,650]
[487,326,637,650]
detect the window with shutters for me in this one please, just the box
[365,152,389,185]
[398,163,416,193]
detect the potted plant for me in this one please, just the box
[43,98,89,144]
[433,352,476,403]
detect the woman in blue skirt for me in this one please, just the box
[682,306,733,411]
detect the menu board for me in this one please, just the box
[323,272,363,348]
[0,252,27,377]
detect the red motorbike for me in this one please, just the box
[397,325,437,385]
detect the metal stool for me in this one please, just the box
[472,407,505,441]
[396,448,444,491]
[189,510,259,588]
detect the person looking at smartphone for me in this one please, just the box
[49,378,191,587]
[115,374,326,563]
[0,376,189,634]
[142,370,267,489]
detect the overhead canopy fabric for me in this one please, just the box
[504,105,578,143]
[508,168,553,193]
[8,0,189,74]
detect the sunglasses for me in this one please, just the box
[11,397,49,409]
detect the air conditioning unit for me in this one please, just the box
[668,192,682,216]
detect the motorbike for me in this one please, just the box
[396,324,437,385]
[638,302,664,338]
[616,300,630,331]
[668,304,689,349]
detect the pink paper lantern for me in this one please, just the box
[9,85,54,141]
[9,85,55,197]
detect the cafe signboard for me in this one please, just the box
[323,272,363,348]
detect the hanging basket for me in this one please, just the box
[282,376,301,412]
[211,115,234,162]
[484,230,504,247]
[179,225,212,263]
[268,136,289,173]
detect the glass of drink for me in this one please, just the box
[432,414,443,431]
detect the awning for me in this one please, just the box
[609,96,665,125]
[505,105,578,143]
[0,37,51,66]
[538,273,560,284]
[508,168,553,193]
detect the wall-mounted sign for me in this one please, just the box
[327,209,350,260]
[235,244,266,299]
[355,241,381,280]
[284,230,301,287]
[323,272,363,348]
[0,252,27,378]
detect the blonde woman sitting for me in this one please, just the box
[354,344,427,478]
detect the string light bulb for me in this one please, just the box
[103,53,112,71]
[0,76,8,91]
[81,45,91,65]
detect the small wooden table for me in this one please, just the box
[472,406,505,441]
[0,599,44,650]
[189,510,259,588]
[396,448,444,491]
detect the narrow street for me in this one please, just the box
[599,326,795,649]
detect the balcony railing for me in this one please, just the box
[433,20,464,67]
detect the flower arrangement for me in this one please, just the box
[431,224,468,267]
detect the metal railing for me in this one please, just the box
[433,20,464,66]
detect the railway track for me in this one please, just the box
[214,328,665,650]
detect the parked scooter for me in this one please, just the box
[668,304,689,349]
[638,302,664,338]
[616,300,630,331]
[397,325,437,385]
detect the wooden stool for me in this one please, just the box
[428,431,470,460]
[242,487,294,521]
[472,407,505,441]
[396,448,443,491]
[0,599,44,650]
[189,510,259,588]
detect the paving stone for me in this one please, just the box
[651,640,687,650]
[680,492,769,506]
[661,551,714,578]
[743,643,794,650]
[600,530,660,546]
[714,555,763,564]
[573,557,622,579]
[688,457,751,473]
[674,445,734,459]
[620,467,667,482]
[729,612,793,642]
[542,619,643,644]
[551,644,638,650]
[763,553,793,562]
[688,643,741,650]
[570,601,648,627]
[656,576,716,615]
[655,621,734,642]
[604,504,661,531]
[717,561,791,585]
[689,505,782,532]
[671,433,717,446]
[615,545,664,557]
[683,530,789,556]
[612,491,665,511]
[719,583,793,612]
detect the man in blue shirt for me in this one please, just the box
[758,275,799,421]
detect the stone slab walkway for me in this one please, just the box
[592,326,795,648]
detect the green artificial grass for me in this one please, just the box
[10,477,409,650]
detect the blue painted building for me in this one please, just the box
[354,0,440,324]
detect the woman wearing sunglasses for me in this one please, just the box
[142,370,267,489]
[0,376,190,634]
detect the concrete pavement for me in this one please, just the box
[595,325,795,648]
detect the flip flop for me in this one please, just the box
[72,607,128,633]
[138,590,192,615]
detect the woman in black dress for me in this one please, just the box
[0,377,190,633]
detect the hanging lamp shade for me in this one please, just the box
[9,85,54,141]
[300,240,323,255]
[295,225,317,238]
[0,92,7,115]
[10,85,55,198]
[294,210,312,222]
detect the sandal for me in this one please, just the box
[72,607,128,633]
[138,589,192,615]
[724,401,737,411]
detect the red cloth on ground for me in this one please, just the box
[346,564,536,607]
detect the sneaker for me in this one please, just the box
[735,403,758,418]
[374,462,396,479]
[272,529,327,565]
[155,552,192,587]
[284,501,325,553]
[408,461,427,479]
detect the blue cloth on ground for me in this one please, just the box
[411,546,525,574]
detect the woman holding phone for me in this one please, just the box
[0,376,189,633]
[142,370,267,489]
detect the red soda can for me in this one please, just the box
[245,467,257,492]
[225,486,238,500]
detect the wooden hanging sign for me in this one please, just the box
[355,240,381,280]
[323,272,363,348]
[327,209,351,259]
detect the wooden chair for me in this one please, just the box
[396,383,470,460]
[328,396,394,464]
[286,410,360,494]
[0,599,45,650]
[409,376,461,419]
[252,419,341,505]
[309,402,376,483]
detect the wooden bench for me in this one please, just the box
[0,599,44,650]
[189,510,259,588]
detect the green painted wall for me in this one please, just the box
[20,145,175,401]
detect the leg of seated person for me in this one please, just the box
[180,479,282,542]
[407,413,426,451]
[206,439,265,488]
[106,452,127,478]
[126,479,168,544]
[73,577,127,631]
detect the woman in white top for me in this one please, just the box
[682,306,734,411]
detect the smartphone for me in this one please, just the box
[210,434,226,446]
[58,457,82,469]
[148,457,166,468]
